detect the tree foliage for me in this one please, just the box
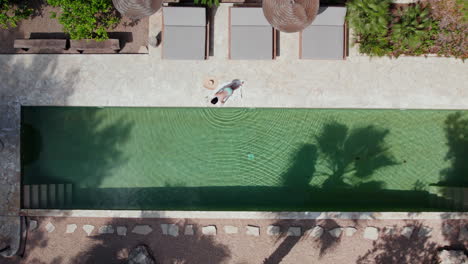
[0,0,33,29]
[47,0,120,41]
[194,0,219,7]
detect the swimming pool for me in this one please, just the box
[21,107,468,211]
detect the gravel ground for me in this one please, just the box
[1,216,466,264]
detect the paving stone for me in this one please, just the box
[458,226,468,241]
[184,225,194,236]
[287,227,301,237]
[364,227,379,240]
[127,245,155,264]
[159,223,179,237]
[132,225,153,235]
[384,226,395,236]
[345,227,357,237]
[418,226,433,238]
[160,224,168,235]
[168,224,179,237]
[224,226,238,234]
[117,226,127,236]
[307,226,324,238]
[329,227,343,238]
[28,220,37,231]
[246,225,260,236]
[438,249,468,264]
[267,225,280,236]
[45,222,55,233]
[83,225,95,236]
[202,225,217,236]
[98,225,115,234]
[65,224,77,234]
[401,226,414,239]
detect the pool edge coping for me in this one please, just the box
[20,210,468,220]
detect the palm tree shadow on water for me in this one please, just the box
[263,122,399,264]
[438,112,468,187]
[433,112,468,209]
[315,122,397,190]
[276,121,398,211]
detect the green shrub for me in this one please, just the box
[0,0,33,29]
[346,0,393,56]
[47,0,120,41]
[391,5,439,55]
[194,0,219,7]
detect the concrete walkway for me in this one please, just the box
[0,5,467,110]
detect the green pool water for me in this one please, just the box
[21,107,468,211]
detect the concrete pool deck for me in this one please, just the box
[0,3,467,260]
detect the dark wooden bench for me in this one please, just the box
[13,39,67,51]
[70,39,120,52]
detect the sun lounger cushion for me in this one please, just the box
[163,7,206,60]
[230,8,274,60]
[301,7,347,60]
[231,8,271,26]
[311,6,347,26]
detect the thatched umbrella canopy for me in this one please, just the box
[262,0,320,33]
[113,0,163,20]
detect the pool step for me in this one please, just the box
[31,185,39,209]
[66,184,73,206]
[57,184,65,207]
[22,185,30,209]
[40,184,47,208]
[22,183,73,209]
[428,186,468,211]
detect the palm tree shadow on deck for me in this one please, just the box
[67,218,231,264]
[356,222,441,264]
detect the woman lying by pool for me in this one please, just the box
[211,79,244,105]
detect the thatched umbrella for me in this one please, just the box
[113,0,163,20]
[262,0,320,33]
